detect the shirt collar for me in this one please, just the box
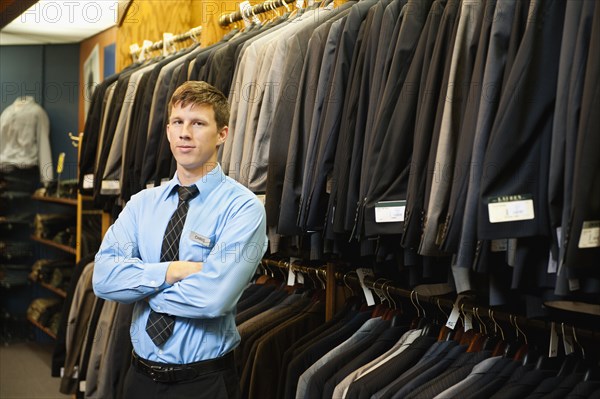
[161,163,225,201]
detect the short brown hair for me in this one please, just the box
[168,81,230,130]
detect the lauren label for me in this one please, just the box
[488,194,534,223]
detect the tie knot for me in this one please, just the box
[177,185,199,202]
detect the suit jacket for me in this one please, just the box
[51,256,95,377]
[477,0,566,240]
[277,3,362,236]
[58,262,95,394]
[401,0,460,252]
[554,0,596,295]
[433,355,505,398]
[283,311,372,399]
[371,340,458,399]
[390,343,468,399]
[407,350,491,399]
[346,335,437,399]
[468,362,533,399]
[322,326,406,398]
[246,301,325,399]
[418,0,484,256]
[361,0,438,238]
[525,373,583,399]
[452,0,518,292]
[563,0,600,279]
[300,320,393,399]
[334,328,423,399]
[296,317,388,399]
[276,307,352,399]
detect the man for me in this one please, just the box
[93,81,267,398]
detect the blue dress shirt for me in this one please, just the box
[93,164,267,364]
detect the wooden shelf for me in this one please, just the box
[32,195,77,206]
[39,281,67,298]
[27,316,57,339]
[30,235,76,255]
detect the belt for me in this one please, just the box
[131,351,234,383]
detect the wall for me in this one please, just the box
[78,26,118,133]
[115,0,259,72]
[0,44,80,180]
[116,0,199,72]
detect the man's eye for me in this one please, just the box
[194,121,205,126]
[172,120,182,125]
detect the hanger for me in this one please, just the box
[488,309,508,355]
[465,307,487,351]
[435,298,454,341]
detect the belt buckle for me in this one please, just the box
[149,365,173,383]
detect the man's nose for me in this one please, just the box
[180,123,192,138]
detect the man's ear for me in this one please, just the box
[217,126,228,146]
[166,124,173,143]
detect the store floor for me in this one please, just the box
[0,341,70,399]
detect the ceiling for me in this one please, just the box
[0,0,124,45]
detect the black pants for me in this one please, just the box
[122,359,241,399]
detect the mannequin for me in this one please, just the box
[0,96,53,183]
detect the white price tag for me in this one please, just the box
[79,380,87,392]
[101,180,120,194]
[295,0,304,9]
[549,322,559,357]
[83,174,94,189]
[297,272,305,285]
[375,200,406,223]
[287,267,296,286]
[464,311,473,332]
[256,194,266,205]
[578,221,600,248]
[287,257,300,286]
[356,268,376,306]
[488,195,535,223]
[445,304,461,330]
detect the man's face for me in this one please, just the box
[166,102,227,175]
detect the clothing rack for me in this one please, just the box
[218,0,294,27]
[129,26,202,62]
[261,258,599,346]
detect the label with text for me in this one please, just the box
[375,200,406,223]
[488,194,534,223]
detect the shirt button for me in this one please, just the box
[158,349,163,354]
[151,280,156,285]
[156,306,161,310]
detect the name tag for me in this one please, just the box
[189,231,212,247]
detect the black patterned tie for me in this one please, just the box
[146,184,199,346]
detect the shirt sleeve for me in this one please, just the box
[148,197,267,319]
[37,108,53,183]
[92,195,171,303]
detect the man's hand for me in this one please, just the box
[165,261,203,285]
